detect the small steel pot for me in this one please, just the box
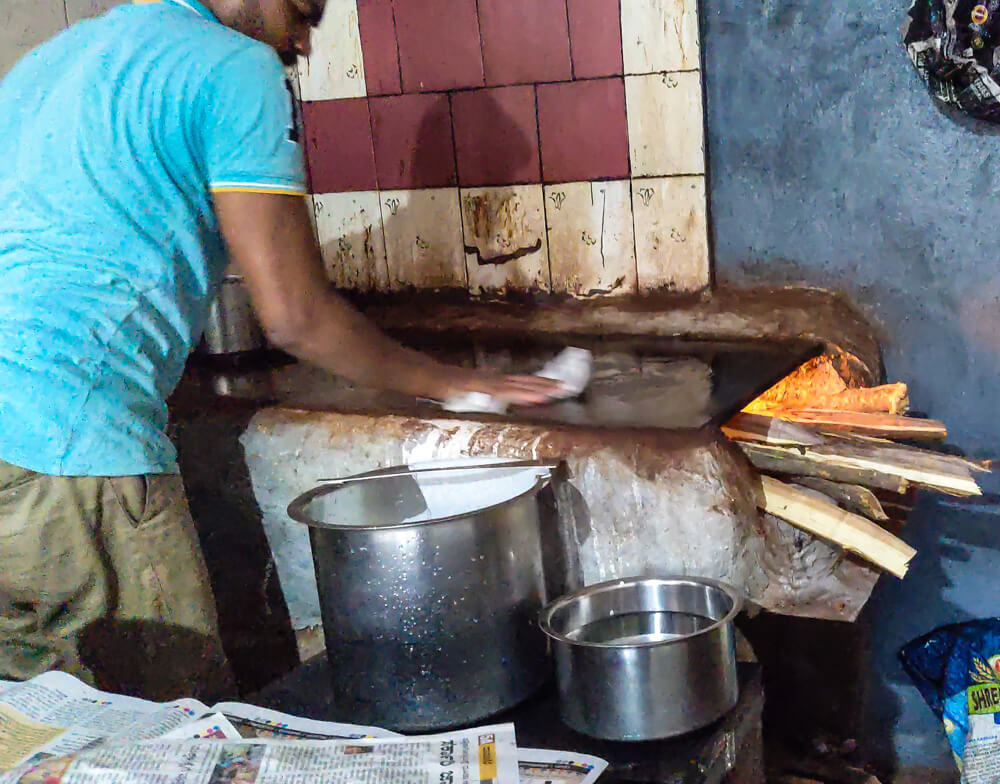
[199,275,266,355]
[540,576,742,741]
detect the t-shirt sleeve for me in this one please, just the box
[201,46,307,196]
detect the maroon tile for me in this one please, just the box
[567,0,623,78]
[301,98,376,193]
[357,0,401,95]
[537,78,629,183]
[452,86,540,187]
[393,0,484,93]
[370,93,456,189]
[478,0,572,86]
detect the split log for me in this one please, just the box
[722,412,825,446]
[739,443,910,494]
[767,410,947,441]
[792,477,889,521]
[745,383,909,416]
[755,476,916,578]
[740,441,982,497]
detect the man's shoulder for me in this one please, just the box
[105,2,283,78]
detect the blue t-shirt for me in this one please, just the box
[0,0,306,476]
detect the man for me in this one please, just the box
[0,0,559,698]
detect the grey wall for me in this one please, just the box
[702,0,1000,774]
[0,0,119,79]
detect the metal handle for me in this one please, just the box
[317,459,558,485]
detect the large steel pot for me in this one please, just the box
[540,576,742,741]
[287,461,552,732]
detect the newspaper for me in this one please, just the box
[0,724,520,784]
[0,671,208,771]
[517,748,608,784]
[0,672,398,774]
[210,701,400,741]
[0,672,604,784]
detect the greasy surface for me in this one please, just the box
[357,285,883,382]
[182,335,820,431]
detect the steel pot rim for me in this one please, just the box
[287,473,550,531]
[539,575,743,650]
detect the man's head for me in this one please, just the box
[208,0,326,64]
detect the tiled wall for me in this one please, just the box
[294,0,709,297]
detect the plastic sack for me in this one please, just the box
[900,618,1000,782]
[903,0,1000,122]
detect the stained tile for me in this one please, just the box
[394,0,484,92]
[313,191,389,290]
[296,0,367,101]
[371,93,456,189]
[462,185,550,295]
[478,0,572,86]
[632,176,709,292]
[357,0,401,95]
[546,181,636,297]
[567,0,623,78]
[301,98,377,193]
[537,78,629,184]
[381,188,466,289]
[626,72,705,177]
[621,0,701,74]
[452,87,540,187]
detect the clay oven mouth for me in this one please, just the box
[177,284,940,626]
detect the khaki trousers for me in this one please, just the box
[0,459,233,701]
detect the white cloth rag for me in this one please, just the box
[442,347,593,414]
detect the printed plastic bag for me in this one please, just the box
[903,0,1000,122]
[900,618,1000,782]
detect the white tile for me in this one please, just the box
[632,176,709,292]
[381,189,467,289]
[545,181,636,298]
[461,185,550,296]
[313,191,389,290]
[295,0,366,101]
[621,0,701,74]
[626,72,705,177]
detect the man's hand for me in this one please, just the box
[436,367,566,405]
[212,191,563,405]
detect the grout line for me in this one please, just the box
[473,0,487,88]
[388,0,403,94]
[446,92,471,291]
[373,187,393,291]
[624,55,640,292]
[336,68,698,105]
[564,0,575,80]
[533,85,553,292]
[63,0,70,27]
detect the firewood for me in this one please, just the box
[755,476,916,578]
[791,478,889,521]
[746,383,909,416]
[767,410,946,441]
[740,441,982,497]
[722,412,825,446]
[739,443,910,494]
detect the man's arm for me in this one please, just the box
[213,191,561,404]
